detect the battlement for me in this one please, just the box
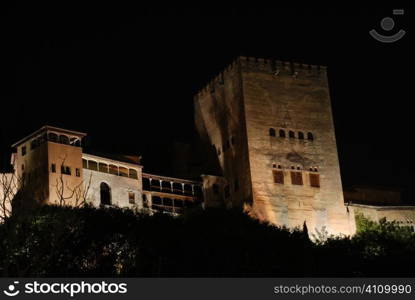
[239,56,326,74]
[194,56,327,99]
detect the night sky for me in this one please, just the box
[1,6,412,200]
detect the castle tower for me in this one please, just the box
[194,56,355,235]
[11,126,86,206]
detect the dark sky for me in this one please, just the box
[1,6,412,199]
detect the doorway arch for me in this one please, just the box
[100,182,111,205]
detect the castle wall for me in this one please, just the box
[82,154,143,209]
[83,169,142,209]
[13,139,50,206]
[239,57,355,235]
[194,61,253,208]
[47,142,84,206]
[351,204,415,230]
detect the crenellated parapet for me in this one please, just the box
[239,56,326,76]
[194,56,327,100]
[194,57,240,100]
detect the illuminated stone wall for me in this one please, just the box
[9,126,143,210]
[195,57,356,235]
[47,141,84,206]
[351,204,415,229]
[82,154,143,209]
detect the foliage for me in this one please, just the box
[0,207,414,277]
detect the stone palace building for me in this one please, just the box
[2,56,415,236]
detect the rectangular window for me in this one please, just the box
[61,165,71,175]
[309,173,320,188]
[128,192,135,204]
[76,168,81,177]
[213,184,219,195]
[224,185,230,198]
[51,163,56,173]
[273,170,284,184]
[142,194,148,207]
[82,159,88,169]
[21,146,27,156]
[234,179,239,191]
[290,171,303,185]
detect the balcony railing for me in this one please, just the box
[145,185,199,196]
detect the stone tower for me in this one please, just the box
[194,56,355,236]
[11,126,86,206]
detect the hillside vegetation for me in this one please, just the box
[0,205,414,277]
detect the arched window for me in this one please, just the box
[279,129,286,138]
[48,133,58,142]
[298,132,304,139]
[289,131,295,138]
[129,169,138,179]
[99,163,108,173]
[307,132,314,140]
[88,160,98,171]
[59,135,69,145]
[269,128,276,137]
[30,139,38,150]
[100,182,111,205]
[119,167,128,177]
[109,164,118,175]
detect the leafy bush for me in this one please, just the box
[0,207,414,277]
